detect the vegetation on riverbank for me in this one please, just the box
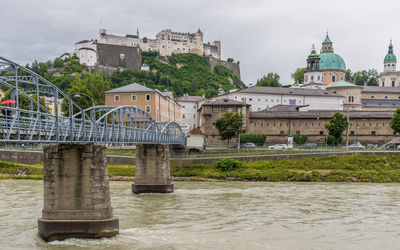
[2,154,400,182]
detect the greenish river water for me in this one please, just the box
[0,180,400,249]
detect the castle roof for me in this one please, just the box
[176,95,205,102]
[323,33,332,43]
[202,99,249,106]
[362,99,400,108]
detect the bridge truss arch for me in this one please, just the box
[0,57,185,146]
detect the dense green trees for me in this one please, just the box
[215,112,244,147]
[61,72,111,114]
[390,107,400,134]
[345,69,379,86]
[110,53,244,98]
[291,68,307,84]
[256,73,280,87]
[325,112,348,146]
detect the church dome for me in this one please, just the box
[319,52,346,71]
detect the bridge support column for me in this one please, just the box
[38,144,119,242]
[132,144,174,194]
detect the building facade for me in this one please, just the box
[210,86,344,111]
[304,33,346,85]
[176,95,205,132]
[104,83,181,124]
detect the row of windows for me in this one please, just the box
[182,114,196,118]
[370,95,400,99]
[114,94,151,102]
[235,96,303,104]
[382,81,396,87]
[213,107,233,112]
[182,105,197,109]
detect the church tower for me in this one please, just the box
[384,40,397,72]
[321,32,334,53]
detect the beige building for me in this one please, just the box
[105,83,181,124]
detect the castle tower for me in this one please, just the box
[384,40,397,72]
[321,32,334,53]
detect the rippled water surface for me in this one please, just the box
[1,180,400,249]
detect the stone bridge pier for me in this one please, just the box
[132,144,174,194]
[38,144,119,242]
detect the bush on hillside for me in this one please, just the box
[216,158,243,171]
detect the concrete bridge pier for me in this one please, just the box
[132,144,174,194]
[38,144,119,242]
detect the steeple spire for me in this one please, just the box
[321,31,334,53]
[136,27,139,37]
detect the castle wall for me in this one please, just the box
[96,43,142,69]
[156,29,203,57]
[206,56,241,78]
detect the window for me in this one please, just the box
[249,98,253,101]
[227,108,233,112]
[311,76,314,81]
[213,107,219,113]
[183,105,185,108]
[348,96,354,103]
[145,105,151,113]
[371,131,376,136]
[193,106,196,108]
[385,96,388,99]
[296,131,300,135]
[193,115,196,118]
[371,96,375,99]
[265,99,268,102]
[350,131,355,136]
[257,108,261,111]
[258,98,261,102]
[131,95,136,101]
[332,75,336,82]
[318,76,320,81]
[280,131,284,135]
[393,81,396,87]
[114,95,120,102]
[146,94,151,101]
[320,131,324,135]
[235,96,238,99]
[182,114,185,118]
[289,99,296,105]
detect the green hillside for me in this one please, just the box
[111,52,245,97]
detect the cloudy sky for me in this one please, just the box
[1,0,400,85]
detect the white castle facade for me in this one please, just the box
[75,28,221,67]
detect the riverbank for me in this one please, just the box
[1,154,400,182]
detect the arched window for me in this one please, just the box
[392,81,395,87]
[332,75,336,82]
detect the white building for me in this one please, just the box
[176,95,205,132]
[210,86,344,111]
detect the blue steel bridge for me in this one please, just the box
[0,57,186,146]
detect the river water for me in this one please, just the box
[1,180,400,249]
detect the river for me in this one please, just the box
[0,180,400,249]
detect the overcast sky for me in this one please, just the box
[1,0,400,85]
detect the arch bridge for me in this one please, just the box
[0,56,185,241]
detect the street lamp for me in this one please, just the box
[71,92,95,107]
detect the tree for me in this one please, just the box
[215,112,244,147]
[347,69,379,86]
[291,68,306,84]
[293,135,308,145]
[227,58,234,63]
[61,72,111,114]
[52,57,64,68]
[256,73,280,87]
[390,107,400,134]
[325,112,348,146]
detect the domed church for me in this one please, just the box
[378,40,400,87]
[304,32,346,86]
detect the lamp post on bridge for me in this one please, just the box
[71,92,95,107]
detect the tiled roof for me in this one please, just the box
[250,110,394,119]
[235,86,342,97]
[362,86,400,93]
[176,95,206,102]
[202,99,249,106]
[362,99,400,107]
[105,83,157,94]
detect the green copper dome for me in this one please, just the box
[308,49,319,59]
[319,52,346,71]
[384,41,397,63]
